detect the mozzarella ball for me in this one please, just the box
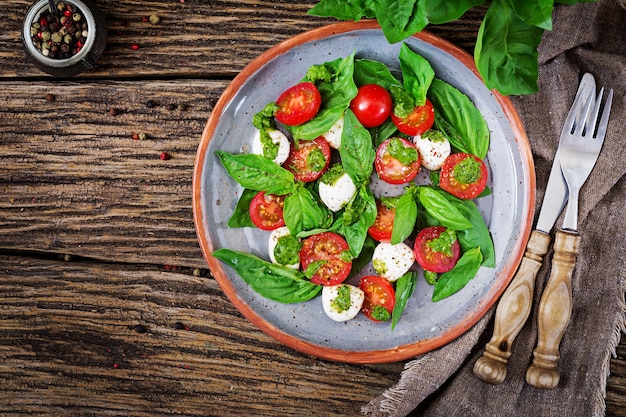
[321,115,344,149]
[413,133,451,171]
[319,172,357,212]
[251,128,291,166]
[372,242,415,282]
[268,226,300,269]
[321,284,365,322]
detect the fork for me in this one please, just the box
[525,87,613,389]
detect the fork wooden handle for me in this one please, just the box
[473,230,551,384]
[526,230,580,389]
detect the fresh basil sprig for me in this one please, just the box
[308,0,594,96]
[212,249,322,303]
[215,151,295,195]
[391,271,418,330]
[432,247,483,301]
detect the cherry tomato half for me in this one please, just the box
[439,152,488,200]
[249,191,285,231]
[368,199,397,242]
[414,226,461,273]
[349,84,393,128]
[274,82,322,126]
[284,136,331,182]
[374,137,421,184]
[391,99,435,136]
[359,275,395,322]
[300,232,352,286]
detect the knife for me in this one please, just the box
[472,73,596,385]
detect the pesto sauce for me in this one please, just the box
[320,163,345,185]
[274,234,301,266]
[389,85,415,118]
[427,229,457,257]
[307,147,327,172]
[453,157,481,184]
[371,305,391,321]
[330,285,352,312]
[260,129,279,160]
[388,138,418,165]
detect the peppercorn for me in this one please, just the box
[131,133,139,140]
[109,107,118,116]
[159,151,170,160]
[149,15,160,25]
[130,44,139,50]
[45,93,56,102]
[145,99,157,108]
[138,133,148,140]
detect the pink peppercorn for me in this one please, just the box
[160,152,170,160]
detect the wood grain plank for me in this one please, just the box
[4,0,484,79]
[1,79,219,267]
[0,254,405,416]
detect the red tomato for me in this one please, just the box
[359,275,396,322]
[274,82,322,126]
[249,191,285,231]
[368,199,396,242]
[284,136,331,182]
[349,84,393,128]
[374,137,421,184]
[391,99,435,136]
[439,153,488,199]
[414,226,461,273]
[300,232,352,286]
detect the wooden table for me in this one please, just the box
[1,1,623,415]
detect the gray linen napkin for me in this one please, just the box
[364,1,626,416]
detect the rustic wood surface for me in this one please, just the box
[0,0,624,416]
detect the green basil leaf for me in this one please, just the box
[427,78,490,159]
[474,0,544,95]
[284,185,333,236]
[507,0,553,30]
[354,58,402,89]
[392,271,418,329]
[289,53,358,141]
[307,0,375,20]
[374,0,429,44]
[399,43,435,106]
[418,187,473,230]
[391,189,418,244]
[424,0,486,24]
[440,192,495,267]
[341,185,377,257]
[340,109,376,187]
[372,117,400,147]
[215,151,295,195]
[212,249,321,303]
[432,247,482,301]
[227,188,256,228]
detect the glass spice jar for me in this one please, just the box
[22,0,107,76]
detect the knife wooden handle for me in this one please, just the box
[473,230,551,384]
[526,230,580,389]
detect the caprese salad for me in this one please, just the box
[213,43,495,329]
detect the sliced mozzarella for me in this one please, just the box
[413,134,451,171]
[251,128,291,166]
[321,284,364,322]
[268,226,299,269]
[372,242,415,282]
[318,172,357,212]
[321,115,344,149]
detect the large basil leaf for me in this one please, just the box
[427,78,490,159]
[432,247,482,301]
[391,189,418,244]
[418,187,473,230]
[399,43,435,106]
[339,109,376,187]
[227,188,256,228]
[507,0,553,30]
[284,185,333,236]
[212,249,322,303]
[215,151,295,195]
[373,0,429,44]
[307,0,375,20]
[392,271,417,329]
[424,0,486,24]
[341,185,377,257]
[354,58,401,89]
[474,0,544,96]
[289,53,358,141]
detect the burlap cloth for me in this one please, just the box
[363,1,626,416]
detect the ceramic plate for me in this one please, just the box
[193,21,535,364]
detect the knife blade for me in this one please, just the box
[472,73,597,385]
[535,73,596,233]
